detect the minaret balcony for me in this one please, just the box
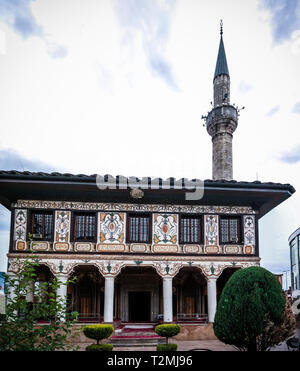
[206,104,238,136]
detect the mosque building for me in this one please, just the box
[0,24,295,339]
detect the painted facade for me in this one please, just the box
[7,198,261,324]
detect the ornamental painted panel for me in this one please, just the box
[31,241,49,251]
[224,245,240,254]
[205,246,219,254]
[205,215,219,246]
[53,242,70,251]
[152,245,178,253]
[153,214,178,245]
[55,211,71,242]
[243,215,255,246]
[14,209,27,250]
[16,241,26,251]
[16,200,256,215]
[74,242,93,252]
[183,245,202,253]
[130,244,147,253]
[99,212,125,244]
[244,245,253,254]
[97,244,126,252]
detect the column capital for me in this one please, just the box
[97,262,123,277]
[207,276,218,281]
[55,273,69,282]
[104,275,115,280]
[153,262,182,278]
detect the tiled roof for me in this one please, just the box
[0,170,295,193]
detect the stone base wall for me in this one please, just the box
[65,323,217,344]
[175,324,217,340]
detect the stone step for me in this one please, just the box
[110,337,165,346]
[111,343,160,348]
[111,323,164,346]
[115,331,159,337]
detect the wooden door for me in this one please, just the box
[185,296,195,315]
[80,296,92,315]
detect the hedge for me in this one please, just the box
[86,344,113,351]
[157,343,178,351]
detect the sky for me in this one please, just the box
[0,0,299,289]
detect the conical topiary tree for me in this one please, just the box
[213,266,286,351]
[82,324,114,351]
[155,324,181,351]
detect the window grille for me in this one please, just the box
[180,216,202,244]
[74,213,96,241]
[128,214,150,243]
[31,212,53,240]
[220,217,241,243]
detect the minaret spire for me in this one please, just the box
[205,21,239,181]
[214,20,229,84]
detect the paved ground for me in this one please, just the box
[76,328,300,352]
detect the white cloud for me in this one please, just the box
[46,41,68,59]
[261,0,300,44]
[292,101,300,113]
[0,0,68,59]
[238,80,253,94]
[265,105,280,117]
[113,0,178,89]
[0,29,6,55]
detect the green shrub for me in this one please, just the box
[86,344,113,351]
[157,343,177,351]
[213,266,285,351]
[155,324,181,344]
[82,324,114,345]
[0,258,79,351]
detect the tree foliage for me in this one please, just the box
[82,324,114,345]
[256,293,296,351]
[0,258,79,351]
[157,343,178,351]
[155,324,181,345]
[86,343,113,351]
[213,266,287,351]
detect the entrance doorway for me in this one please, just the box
[128,291,151,322]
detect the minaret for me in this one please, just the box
[206,21,238,181]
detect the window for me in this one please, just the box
[220,216,241,244]
[30,211,53,240]
[180,215,202,244]
[73,212,96,241]
[127,214,151,243]
[291,238,298,291]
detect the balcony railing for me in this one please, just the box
[76,313,101,323]
[176,313,208,323]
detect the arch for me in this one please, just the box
[34,263,55,282]
[173,266,208,323]
[68,261,104,277]
[115,265,161,322]
[217,266,241,302]
[68,264,104,323]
